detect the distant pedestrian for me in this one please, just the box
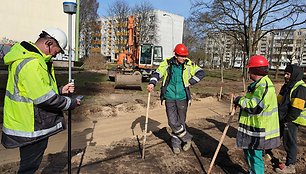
[274,64,306,174]
[147,43,205,154]
[1,28,80,173]
[234,55,280,174]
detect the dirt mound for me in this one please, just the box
[82,55,108,70]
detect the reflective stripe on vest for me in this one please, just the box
[33,90,56,105]
[8,58,34,103]
[238,126,279,138]
[248,107,278,117]
[3,122,63,138]
[186,65,191,81]
[240,96,266,110]
[5,58,56,104]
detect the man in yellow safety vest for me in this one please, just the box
[275,64,306,173]
[1,28,80,173]
[234,55,280,174]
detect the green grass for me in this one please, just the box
[204,68,243,81]
[55,71,108,87]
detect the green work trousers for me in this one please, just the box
[243,149,264,174]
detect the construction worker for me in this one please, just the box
[147,43,205,154]
[233,55,280,174]
[1,28,80,173]
[274,64,306,173]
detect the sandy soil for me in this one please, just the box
[1,73,306,174]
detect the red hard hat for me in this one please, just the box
[174,44,188,56]
[247,55,269,68]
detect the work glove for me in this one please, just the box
[68,98,78,110]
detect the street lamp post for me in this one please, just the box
[163,14,174,49]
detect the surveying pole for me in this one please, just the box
[63,1,77,174]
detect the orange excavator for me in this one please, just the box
[108,16,163,89]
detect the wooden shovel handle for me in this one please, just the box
[142,92,151,159]
[208,94,236,174]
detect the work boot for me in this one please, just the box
[275,163,296,174]
[183,141,192,151]
[173,147,180,154]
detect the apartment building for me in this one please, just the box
[99,10,184,62]
[204,29,306,70]
[256,29,306,69]
[204,32,243,68]
[88,20,103,55]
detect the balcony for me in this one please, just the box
[93,33,102,37]
[90,48,101,53]
[91,40,101,44]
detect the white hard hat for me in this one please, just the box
[43,28,67,53]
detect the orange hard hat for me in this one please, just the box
[247,55,269,68]
[174,44,188,56]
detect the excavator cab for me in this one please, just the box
[139,44,152,65]
[139,44,163,66]
[112,44,163,89]
[138,44,163,79]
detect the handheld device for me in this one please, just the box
[75,95,84,100]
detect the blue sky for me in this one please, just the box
[98,0,192,18]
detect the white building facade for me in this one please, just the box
[156,10,184,59]
[0,0,76,60]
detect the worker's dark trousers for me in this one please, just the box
[165,100,192,149]
[281,122,298,166]
[18,138,49,174]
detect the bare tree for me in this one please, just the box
[80,0,99,59]
[132,1,158,44]
[183,18,197,49]
[190,0,306,77]
[183,18,208,67]
[231,38,244,68]
[107,0,131,52]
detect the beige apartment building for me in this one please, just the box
[257,29,306,69]
[204,32,240,68]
